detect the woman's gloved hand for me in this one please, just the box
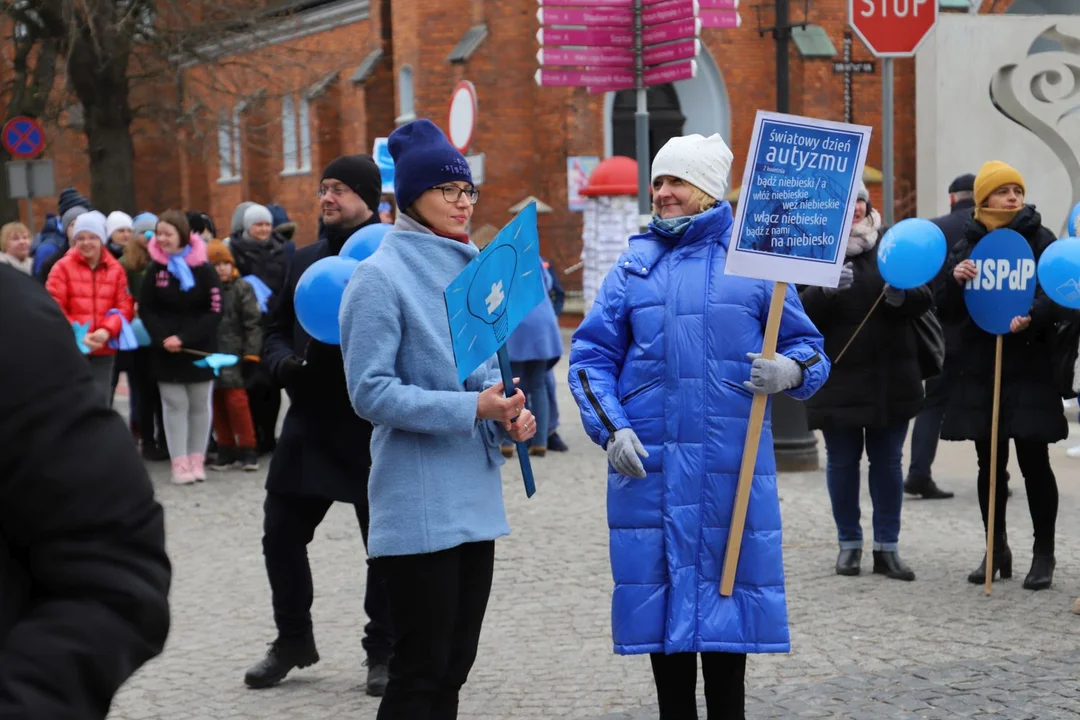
[883,285,906,307]
[743,353,803,395]
[607,428,649,479]
[822,262,854,296]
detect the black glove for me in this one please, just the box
[278,355,305,388]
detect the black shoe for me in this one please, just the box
[1023,554,1055,590]
[244,635,320,689]
[967,539,1013,584]
[210,447,238,471]
[903,475,954,499]
[364,658,389,697]
[141,443,170,462]
[835,548,861,576]
[872,550,916,581]
[240,448,260,472]
[547,432,570,452]
[258,438,277,456]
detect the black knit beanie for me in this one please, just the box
[58,186,91,216]
[321,155,382,216]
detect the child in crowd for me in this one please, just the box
[207,240,263,471]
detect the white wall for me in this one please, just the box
[917,15,1080,235]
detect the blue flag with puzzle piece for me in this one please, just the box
[444,202,547,385]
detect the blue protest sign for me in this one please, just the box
[963,229,1036,335]
[725,111,872,287]
[444,202,547,384]
[1037,237,1080,309]
[373,137,394,194]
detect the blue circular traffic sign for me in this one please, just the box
[2,116,45,159]
[963,229,1037,335]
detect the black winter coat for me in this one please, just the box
[937,205,1070,443]
[139,243,223,384]
[930,198,975,359]
[800,240,933,430]
[0,266,171,718]
[261,217,378,505]
[229,230,293,296]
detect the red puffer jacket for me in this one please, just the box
[45,247,135,356]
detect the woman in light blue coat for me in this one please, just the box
[569,133,830,719]
[340,119,535,720]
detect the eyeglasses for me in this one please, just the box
[433,185,479,205]
[316,184,352,199]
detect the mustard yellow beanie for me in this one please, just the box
[974,161,1025,207]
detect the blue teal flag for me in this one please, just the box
[445,202,547,384]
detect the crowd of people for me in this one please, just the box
[2,116,1079,720]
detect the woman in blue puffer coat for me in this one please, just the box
[569,133,830,718]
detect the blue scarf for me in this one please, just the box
[650,214,695,238]
[167,244,196,291]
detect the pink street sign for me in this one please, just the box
[536,7,632,26]
[642,17,701,45]
[535,68,635,87]
[536,27,635,47]
[585,58,698,92]
[537,47,634,67]
[643,0,698,26]
[643,38,700,66]
[536,0,681,5]
[699,0,738,8]
[700,10,740,27]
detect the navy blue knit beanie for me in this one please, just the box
[389,119,473,213]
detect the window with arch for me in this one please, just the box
[218,106,242,182]
[281,94,311,175]
[397,65,415,124]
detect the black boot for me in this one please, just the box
[835,548,861,576]
[364,658,389,697]
[967,538,1012,584]
[210,447,238,471]
[873,550,916,581]
[903,474,954,499]
[1023,554,1055,590]
[244,635,320,689]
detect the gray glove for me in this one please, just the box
[607,428,649,479]
[744,352,803,395]
[823,262,854,296]
[884,285,905,307]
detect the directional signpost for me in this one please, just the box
[536,0,742,229]
[849,0,937,224]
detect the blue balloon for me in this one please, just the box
[963,229,1037,335]
[1037,237,1080,309]
[1069,203,1080,237]
[876,218,947,290]
[340,223,391,263]
[295,256,360,345]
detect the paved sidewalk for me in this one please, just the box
[107,368,1080,719]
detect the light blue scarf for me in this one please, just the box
[105,309,140,351]
[167,244,196,292]
[651,214,695,237]
[243,275,273,313]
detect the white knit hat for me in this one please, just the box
[72,210,108,242]
[106,211,133,241]
[650,133,734,202]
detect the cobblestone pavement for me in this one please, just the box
[107,366,1080,720]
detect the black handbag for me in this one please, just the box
[1050,320,1080,400]
[912,311,945,380]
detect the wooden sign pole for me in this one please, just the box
[985,334,1004,596]
[721,281,788,596]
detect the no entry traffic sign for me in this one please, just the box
[1,116,45,160]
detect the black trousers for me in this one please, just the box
[247,373,282,452]
[262,491,392,662]
[975,438,1058,555]
[375,541,495,720]
[649,652,747,720]
[130,347,164,448]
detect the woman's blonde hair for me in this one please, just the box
[652,181,717,216]
[122,232,151,272]
[0,222,30,253]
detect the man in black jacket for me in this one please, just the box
[904,173,975,500]
[0,265,171,718]
[245,155,392,696]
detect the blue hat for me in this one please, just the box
[389,119,473,214]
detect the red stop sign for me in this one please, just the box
[849,0,938,57]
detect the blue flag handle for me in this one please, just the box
[496,345,536,498]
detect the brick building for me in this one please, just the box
[4,0,1005,290]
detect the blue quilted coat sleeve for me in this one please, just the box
[568,258,634,450]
